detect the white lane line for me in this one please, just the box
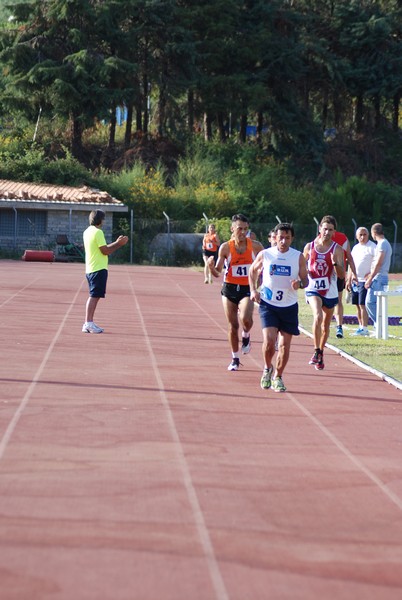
[0,281,85,461]
[299,325,402,391]
[0,278,42,309]
[128,276,229,600]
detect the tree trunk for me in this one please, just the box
[256,111,263,145]
[135,105,142,132]
[217,111,226,142]
[70,112,84,161]
[239,113,247,143]
[124,103,133,149]
[333,93,342,129]
[373,94,381,130]
[108,103,117,152]
[143,73,149,134]
[354,94,364,133]
[157,62,168,136]
[203,113,212,141]
[322,90,328,131]
[392,93,400,132]
[187,89,194,134]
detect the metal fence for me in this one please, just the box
[111,216,402,271]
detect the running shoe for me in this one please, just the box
[204,279,209,284]
[336,325,344,339]
[260,366,273,389]
[352,328,369,336]
[228,358,240,371]
[271,376,287,392]
[82,322,104,334]
[241,336,251,354]
[309,349,321,365]
[315,355,325,370]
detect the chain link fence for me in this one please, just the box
[112,216,402,271]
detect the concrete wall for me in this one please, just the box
[149,233,204,264]
[0,208,115,253]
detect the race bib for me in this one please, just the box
[313,277,329,291]
[232,264,251,278]
[262,286,288,303]
[206,242,213,249]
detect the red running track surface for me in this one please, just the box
[0,261,402,600]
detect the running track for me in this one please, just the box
[1,261,402,600]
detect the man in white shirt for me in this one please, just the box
[364,223,393,330]
[347,227,376,336]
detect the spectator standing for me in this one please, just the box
[364,223,393,330]
[347,227,376,336]
[82,210,128,333]
[330,220,357,339]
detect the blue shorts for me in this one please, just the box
[259,300,300,336]
[86,269,108,298]
[221,282,250,305]
[352,281,367,306]
[306,291,338,309]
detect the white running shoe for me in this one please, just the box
[352,328,369,336]
[228,358,240,371]
[241,336,251,354]
[82,322,104,334]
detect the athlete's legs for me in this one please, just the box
[321,306,335,349]
[274,331,293,377]
[334,291,344,326]
[238,296,254,335]
[222,296,241,353]
[261,326,278,370]
[307,295,324,348]
[202,255,209,282]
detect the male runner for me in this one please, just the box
[249,223,308,392]
[208,213,264,370]
[304,215,345,370]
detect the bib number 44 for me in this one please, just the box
[313,277,329,291]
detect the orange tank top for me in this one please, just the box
[224,238,255,285]
[203,233,219,252]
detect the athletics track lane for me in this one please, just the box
[0,261,402,600]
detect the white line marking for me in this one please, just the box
[0,281,85,461]
[0,277,42,308]
[299,325,402,391]
[128,276,229,600]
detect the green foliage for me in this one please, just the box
[322,175,402,227]
[194,216,232,243]
[0,144,93,184]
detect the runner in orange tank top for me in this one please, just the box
[208,214,264,371]
[202,223,220,284]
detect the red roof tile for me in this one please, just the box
[0,179,124,206]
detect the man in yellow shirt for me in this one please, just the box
[82,209,128,333]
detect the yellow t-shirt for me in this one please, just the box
[83,225,108,274]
